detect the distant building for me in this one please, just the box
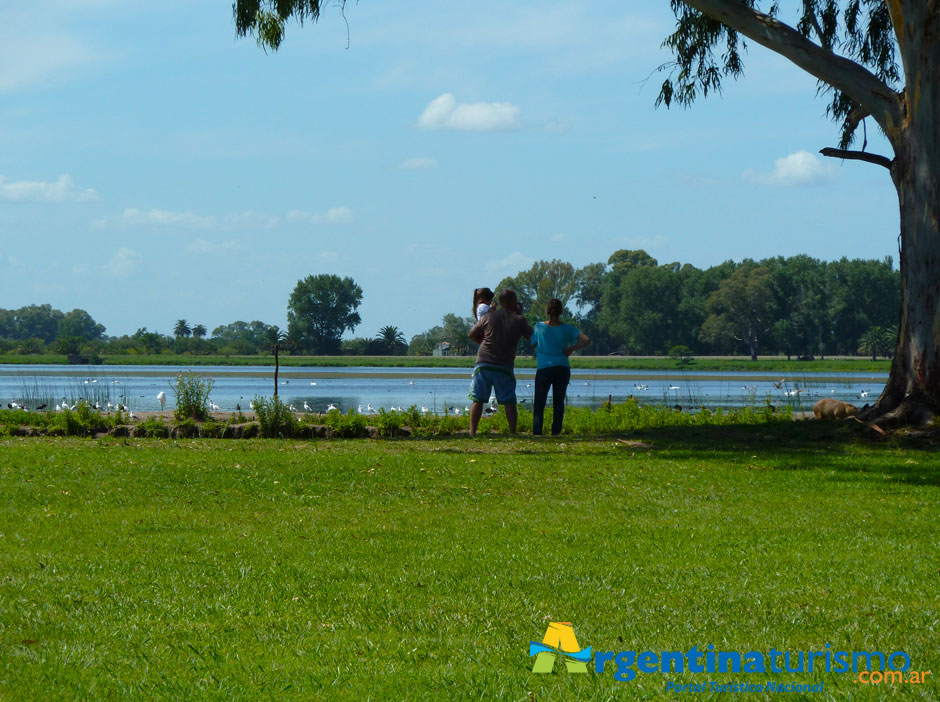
[432,341,453,357]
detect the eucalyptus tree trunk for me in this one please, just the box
[876,11,940,423]
[677,0,939,423]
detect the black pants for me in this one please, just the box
[532,366,570,435]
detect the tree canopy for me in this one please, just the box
[287,274,363,354]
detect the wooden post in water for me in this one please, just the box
[274,342,279,398]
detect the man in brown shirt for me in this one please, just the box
[467,289,534,435]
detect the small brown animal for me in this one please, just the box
[813,398,858,420]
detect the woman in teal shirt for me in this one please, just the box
[529,299,591,435]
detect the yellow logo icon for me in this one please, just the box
[530,622,591,673]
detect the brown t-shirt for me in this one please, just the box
[470,308,534,368]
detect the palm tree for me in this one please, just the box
[191,324,207,339]
[858,326,892,361]
[174,319,191,338]
[376,325,406,355]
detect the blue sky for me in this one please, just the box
[0,1,899,340]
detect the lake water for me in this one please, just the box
[0,364,889,414]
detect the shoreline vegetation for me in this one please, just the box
[0,398,795,440]
[0,353,891,373]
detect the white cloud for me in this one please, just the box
[287,207,354,225]
[106,247,142,278]
[0,174,97,202]
[96,208,216,229]
[484,251,533,275]
[744,150,835,187]
[184,238,242,255]
[95,208,280,230]
[417,93,520,132]
[399,157,438,170]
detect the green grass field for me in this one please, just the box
[0,353,891,373]
[1,425,936,700]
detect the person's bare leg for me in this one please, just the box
[469,402,484,435]
[504,402,518,433]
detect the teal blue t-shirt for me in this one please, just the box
[530,322,579,369]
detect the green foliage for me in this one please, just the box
[175,417,199,438]
[700,266,775,360]
[322,408,368,438]
[375,325,407,355]
[135,417,168,438]
[373,408,406,437]
[252,395,296,438]
[173,319,191,338]
[495,259,587,320]
[658,3,900,149]
[287,274,363,354]
[199,419,227,438]
[858,325,896,360]
[171,372,214,421]
[668,344,694,365]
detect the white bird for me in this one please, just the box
[289,404,297,412]
[357,404,363,414]
[303,401,312,412]
[107,401,113,412]
[366,403,374,413]
[454,408,461,416]
[409,380,415,385]
[55,404,62,411]
[280,380,288,385]
[92,379,98,384]
[860,390,870,398]
[157,391,166,410]
[421,405,429,414]
[327,403,338,412]
[310,382,317,386]
[669,385,680,391]
[249,400,255,410]
[84,380,89,385]
[129,411,138,420]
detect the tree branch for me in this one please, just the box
[802,1,830,49]
[819,147,893,169]
[679,0,903,139]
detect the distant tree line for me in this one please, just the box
[409,251,900,360]
[0,254,899,359]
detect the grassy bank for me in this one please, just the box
[0,424,936,700]
[0,353,891,373]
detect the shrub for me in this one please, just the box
[253,396,295,438]
[373,408,405,437]
[136,417,168,438]
[323,408,368,438]
[175,417,199,438]
[200,419,226,438]
[50,408,86,436]
[172,371,214,421]
[75,401,107,433]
